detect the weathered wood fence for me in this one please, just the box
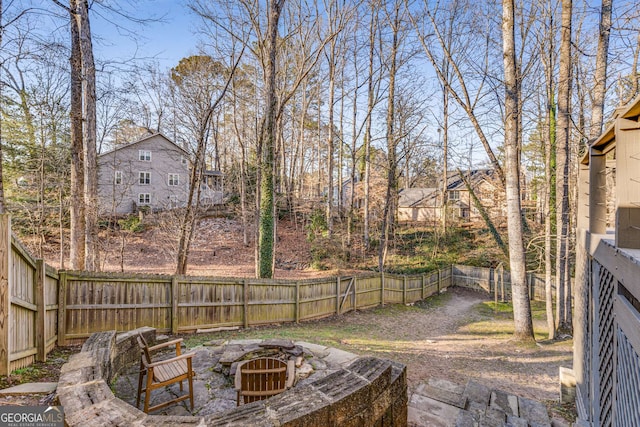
[0,214,553,375]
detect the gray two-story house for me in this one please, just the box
[98,133,192,215]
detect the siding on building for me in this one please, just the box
[97,133,191,215]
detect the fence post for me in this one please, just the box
[36,259,46,362]
[295,282,300,323]
[0,214,10,375]
[437,269,441,295]
[403,276,407,305]
[352,277,357,310]
[57,271,67,347]
[380,272,385,306]
[171,276,179,334]
[243,279,249,328]
[336,277,341,315]
[421,275,425,300]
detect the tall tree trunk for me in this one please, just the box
[590,0,612,139]
[378,0,399,272]
[78,0,99,271]
[69,1,85,270]
[441,87,448,233]
[542,6,557,340]
[545,89,556,340]
[363,0,378,252]
[257,0,285,278]
[326,59,335,237]
[502,0,534,341]
[555,0,573,335]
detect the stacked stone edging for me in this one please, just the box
[57,328,407,426]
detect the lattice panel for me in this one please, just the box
[616,329,640,427]
[597,265,615,427]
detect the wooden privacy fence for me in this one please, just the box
[57,269,452,345]
[0,213,555,375]
[452,264,553,301]
[0,215,59,375]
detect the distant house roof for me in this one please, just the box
[98,132,189,157]
[398,188,437,208]
[446,169,498,191]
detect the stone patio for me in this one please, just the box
[112,338,360,416]
[408,378,565,427]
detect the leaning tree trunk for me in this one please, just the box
[502,0,534,341]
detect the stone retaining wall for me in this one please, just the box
[57,328,408,426]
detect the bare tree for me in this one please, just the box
[555,0,572,334]
[409,1,505,189]
[590,0,612,138]
[68,0,85,270]
[502,0,534,341]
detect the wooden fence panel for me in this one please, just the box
[9,240,37,371]
[405,276,423,303]
[452,265,492,292]
[299,280,336,321]
[384,275,404,304]
[64,274,172,340]
[178,279,244,332]
[247,282,295,326]
[354,275,381,310]
[338,277,355,314]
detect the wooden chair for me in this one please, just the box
[235,357,296,406]
[136,333,195,414]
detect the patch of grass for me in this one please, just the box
[475,299,549,321]
[466,300,554,342]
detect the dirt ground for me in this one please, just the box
[335,287,573,401]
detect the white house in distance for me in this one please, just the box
[97,133,223,216]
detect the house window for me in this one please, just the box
[139,150,151,161]
[169,195,179,207]
[139,171,150,185]
[449,190,460,200]
[168,173,179,186]
[138,193,150,205]
[181,156,188,166]
[114,170,122,185]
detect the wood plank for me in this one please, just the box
[10,296,37,312]
[36,260,46,362]
[57,272,67,346]
[0,215,11,375]
[243,279,249,328]
[9,347,37,362]
[171,276,179,334]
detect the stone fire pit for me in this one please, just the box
[57,327,408,426]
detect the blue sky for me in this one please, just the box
[90,0,199,70]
